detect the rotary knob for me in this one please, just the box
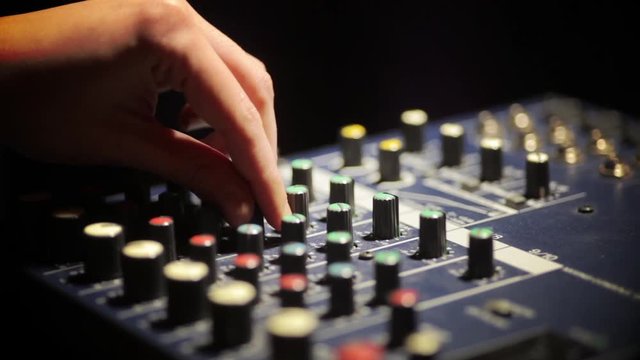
[379,138,403,182]
[287,185,310,229]
[525,152,550,199]
[121,240,165,303]
[329,175,355,213]
[401,109,428,152]
[327,262,355,317]
[340,124,367,167]
[480,137,503,182]
[327,203,353,236]
[440,123,465,167]
[208,280,257,348]
[372,192,399,239]
[281,214,307,244]
[267,308,318,360]
[83,222,125,282]
[291,159,315,202]
[164,259,210,325]
[466,227,495,279]
[417,209,446,259]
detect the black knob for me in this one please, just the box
[372,192,399,239]
[287,185,310,229]
[280,242,307,275]
[329,175,355,214]
[237,223,264,269]
[387,288,418,348]
[232,253,262,300]
[49,207,85,263]
[281,214,307,244]
[379,138,404,182]
[267,308,318,360]
[327,262,355,316]
[440,123,465,167]
[418,209,446,259]
[373,250,401,305]
[326,231,353,264]
[480,137,503,182]
[401,109,428,152]
[327,203,353,236]
[189,233,217,284]
[121,240,165,302]
[83,222,125,282]
[466,227,494,279]
[148,216,177,263]
[291,158,315,202]
[164,259,210,325]
[279,274,307,308]
[340,124,367,167]
[525,152,550,199]
[208,280,257,348]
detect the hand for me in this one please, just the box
[0,0,290,229]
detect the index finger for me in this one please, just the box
[170,27,289,229]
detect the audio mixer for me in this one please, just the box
[12,94,640,359]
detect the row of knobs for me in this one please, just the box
[334,113,550,199]
[77,210,493,357]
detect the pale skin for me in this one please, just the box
[0,0,291,229]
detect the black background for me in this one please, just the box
[3,0,639,154]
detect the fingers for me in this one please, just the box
[164,26,289,229]
[112,120,254,227]
[184,4,278,161]
[179,104,228,154]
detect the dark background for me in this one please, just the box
[3,1,639,155]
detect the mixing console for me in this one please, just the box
[14,94,640,359]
